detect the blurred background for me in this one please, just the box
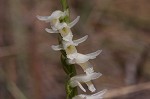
[0,0,150,99]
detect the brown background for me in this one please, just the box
[0,0,150,99]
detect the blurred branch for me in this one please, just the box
[104,82,150,98]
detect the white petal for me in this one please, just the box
[50,10,64,19]
[76,53,93,63]
[86,81,96,92]
[67,53,90,64]
[73,89,107,99]
[45,28,58,33]
[73,35,88,46]
[68,16,80,28]
[62,40,74,49]
[70,72,101,92]
[67,52,78,60]
[58,23,73,41]
[88,72,102,81]
[67,50,101,64]
[76,53,90,63]
[51,45,63,51]
[79,62,94,74]
[86,50,102,59]
[77,82,86,92]
[55,22,67,30]
[68,59,76,64]
[91,89,107,98]
[72,95,85,99]
[85,67,94,74]
[62,33,73,42]
[36,15,50,22]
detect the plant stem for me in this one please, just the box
[60,0,69,11]
[60,0,78,99]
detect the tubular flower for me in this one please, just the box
[37,9,106,99]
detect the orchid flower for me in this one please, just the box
[51,35,88,51]
[72,89,107,99]
[67,50,102,64]
[37,10,80,31]
[66,50,102,74]
[78,61,94,74]
[47,17,80,42]
[37,10,66,30]
[70,72,102,92]
[45,16,80,32]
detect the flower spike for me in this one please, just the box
[37,8,106,99]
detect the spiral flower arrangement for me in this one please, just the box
[37,1,106,99]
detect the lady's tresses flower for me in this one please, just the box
[72,89,107,99]
[51,35,88,51]
[37,10,80,32]
[45,17,79,41]
[79,61,94,74]
[58,23,73,41]
[66,50,101,74]
[37,9,106,99]
[67,50,102,64]
[37,10,66,31]
[70,72,102,92]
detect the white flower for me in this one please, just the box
[78,61,94,74]
[72,89,107,99]
[58,23,73,41]
[47,16,80,41]
[51,35,88,50]
[37,10,80,32]
[45,16,80,32]
[37,10,66,30]
[67,50,102,64]
[52,44,78,55]
[62,35,88,48]
[70,72,102,92]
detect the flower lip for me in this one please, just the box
[72,89,107,99]
[70,72,102,83]
[70,72,102,92]
[67,50,102,64]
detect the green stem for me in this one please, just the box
[60,0,78,99]
[60,0,69,11]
